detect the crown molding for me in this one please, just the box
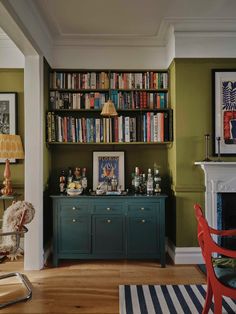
[53,36,165,47]
[52,17,236,48]
[166,17,236,32]
[52,16,171,47]
[175,31,236,38]
[25,0,53,44]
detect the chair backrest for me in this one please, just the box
[194,204,224,281]
[0,201,35,256]
[194,203,229,283]
[194,204,208,261]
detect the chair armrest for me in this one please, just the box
[0,226,28,237]
[209,227,236,237]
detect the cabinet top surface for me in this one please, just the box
[50,194,167,199]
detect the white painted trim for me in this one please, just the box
[52,46,167,70]
[0,29,24,68]
[0,0,52,63]
[24,55,44,270]
[195,162,236,229]
[167,241,204,265]
[0,2,36,56]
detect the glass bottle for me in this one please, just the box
[139,173,146,194]
[131,172,135,191]
[153,169,161,193]
[81,167,88,190]
[146,168,154,195]
[134,167,140,194]
[74,167,81,182]
[59,170,66,194]
[111,175,118,191]
[67,167,73,188]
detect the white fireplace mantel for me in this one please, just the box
[195,162,236,228]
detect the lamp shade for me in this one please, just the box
[100,99,118,117]
[0,134,24,159]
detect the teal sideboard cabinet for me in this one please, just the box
[50,194,167,267]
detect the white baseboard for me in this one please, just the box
[167,241,204,264]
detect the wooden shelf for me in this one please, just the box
[47,141,172,145]
[48,108,171,113]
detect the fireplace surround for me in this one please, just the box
[195,162,236,230]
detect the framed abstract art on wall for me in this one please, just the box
[213,70,236,155]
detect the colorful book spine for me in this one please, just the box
[125,116,130,142]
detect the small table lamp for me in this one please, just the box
[0,134,24,196]
[100,99,118,117]
[101,99,118,142]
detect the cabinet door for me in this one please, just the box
[92,215,125,256]
[59,215,91,253]
[127,216,158,256]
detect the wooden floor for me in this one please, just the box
[0,257,206,314]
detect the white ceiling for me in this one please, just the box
[32,0,236,46]
[1,0,236,68]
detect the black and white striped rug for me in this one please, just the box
[119,284,236,314]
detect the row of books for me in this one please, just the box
[50,71,109,90]
[47,112,170,143]
[49,90,168,110]
[110,90,168,110]
[49,71,168,90]
[110,72,168,90]
[50,91,107,110]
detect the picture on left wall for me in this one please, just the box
[0,92,17,163]
[0,93,16,135]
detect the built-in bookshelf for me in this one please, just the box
[47,70,172,144]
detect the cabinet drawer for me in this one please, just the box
[60,200,91,216]
[94,201,123,214]
[127,202,158,215]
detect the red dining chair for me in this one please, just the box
[194,203,236,314]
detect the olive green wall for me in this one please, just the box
[169,58,236,247]
[49,144,170,194]
[0,69,24,200]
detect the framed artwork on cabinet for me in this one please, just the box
[93,151,125,191]
[0,93,17,163]
[213,70,236,155]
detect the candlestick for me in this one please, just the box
[203,134,212,162]
[216,136,222,161]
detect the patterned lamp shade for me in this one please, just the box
[100,99,118,117]
[0,134,24,159]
